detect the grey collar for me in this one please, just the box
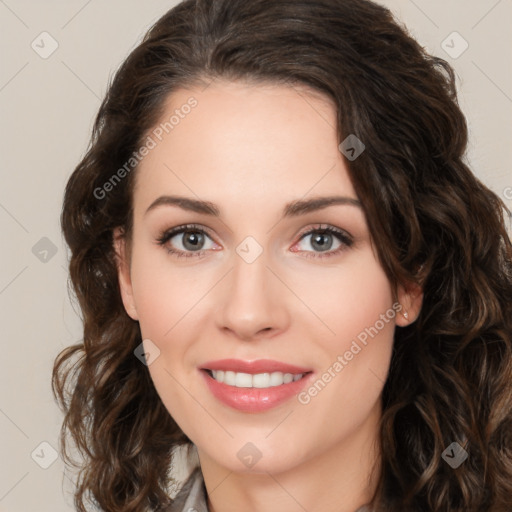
[162,467,370,512]
[162,467,209,512]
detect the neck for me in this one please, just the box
[198,404,381,512]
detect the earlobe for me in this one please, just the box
[396,281,423,327]
[113,227,139,321]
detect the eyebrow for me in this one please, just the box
[144,194,362,218]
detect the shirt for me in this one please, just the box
[162,466,371,512]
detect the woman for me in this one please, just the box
[52,0,512,511]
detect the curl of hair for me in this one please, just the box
[52,0,512,510]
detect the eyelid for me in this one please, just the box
[296,223,353,243]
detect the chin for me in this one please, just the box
[197,434,313,476]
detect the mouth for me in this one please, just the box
[203,369,307,388]
[199,359,314,412]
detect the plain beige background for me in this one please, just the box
[1,1,511,511]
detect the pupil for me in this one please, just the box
[312,233,332,251]
[183,231,203,250]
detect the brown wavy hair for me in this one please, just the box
[52,0,512,510]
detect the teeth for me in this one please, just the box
[224,371,236,386]
[283,373,293,384]
[269,372,284,386]
[253,372,270,388]
[235,372,253,388]
[209,370,304,388]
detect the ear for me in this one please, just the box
[395,280,423,327]
[113,227,139,321]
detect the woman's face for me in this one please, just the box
[115,79,419,475]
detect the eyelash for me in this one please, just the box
[155,223,354,260]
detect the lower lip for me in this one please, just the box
[201,370,312,413]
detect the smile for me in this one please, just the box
[208,370,305,388]
[199,359,313,412]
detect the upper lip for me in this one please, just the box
[200,359,312,374]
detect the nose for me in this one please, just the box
[216,248,290,342]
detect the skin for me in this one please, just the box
[114,79,423,512]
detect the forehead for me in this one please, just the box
[132,80,357,213]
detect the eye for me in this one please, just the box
[291,224,353,259]
[156,223,354,260]
[156,224,218,258]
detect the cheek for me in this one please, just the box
[293,254,395,442]
[341,256,395,342]
[131,267,173,339]
[294,248,395,344]
[129,245,200,339]
[128,248,202,431]
[300,248,396,397]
